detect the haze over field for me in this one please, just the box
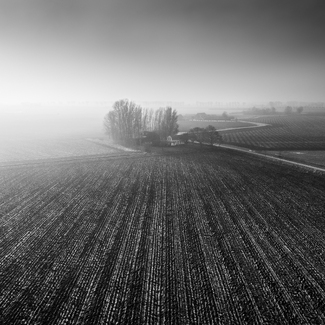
[2,3,325,323]
[1,0,325,106]
[0,105,109,140]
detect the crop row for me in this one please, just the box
[1,147,325,323]
[221,115,325,150]
[0,138,121,163]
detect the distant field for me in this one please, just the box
[1,146,325,324]
[0,137,122,163]
[264,150,325,168]
[221,115,325,150]
[178,119,255,131]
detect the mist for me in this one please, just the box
[1,1,325,105]
[0,105,109,140]
[1,0,325,161]
[0,104,113,163]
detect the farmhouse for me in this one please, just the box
[167,132,188,146]
[167,136,181,146]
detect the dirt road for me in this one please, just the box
[217,143,325,173]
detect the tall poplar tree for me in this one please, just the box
[104,100,179,144]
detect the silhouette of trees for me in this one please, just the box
[296,106,303,114]
[205,125,222,145]
[104,100,179,145]
[104,99,145,144]
[245,107,277,115]
[188,125,222,146]
[285,106,293,115]
[153,106,179,139]
[188,127,205,145]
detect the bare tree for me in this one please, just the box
[104,99,142,144]
[188,127,205,145]
[296,106,303,114]
[205,125,222,145]
[104,100,179,145]
[153,106,179,139]
[285,106,293,114]
[188,125,222,146]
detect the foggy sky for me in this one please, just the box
[1,0,325,104]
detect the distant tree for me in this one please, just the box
[216,133,223,146]
[154,106,179,139]
[104,99,142,144]
[143,131,160,145]
[245,106,277,115]
[285,106,293,114]
[188,126,222,146]
[204,125,221,145]
[296,106,304,114]
[104,110,118,139]
[163,106,179,138]
[178,132,189,145]
[104,100,179,145]
[222,111,229,120]
[188,127,205,145]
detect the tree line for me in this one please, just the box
[187,125,222,146]
[104,99,179,144]
[244,106,303,115]
[284,106,303,114]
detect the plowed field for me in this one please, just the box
[1,147,325,324]
[221,115,325,150]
